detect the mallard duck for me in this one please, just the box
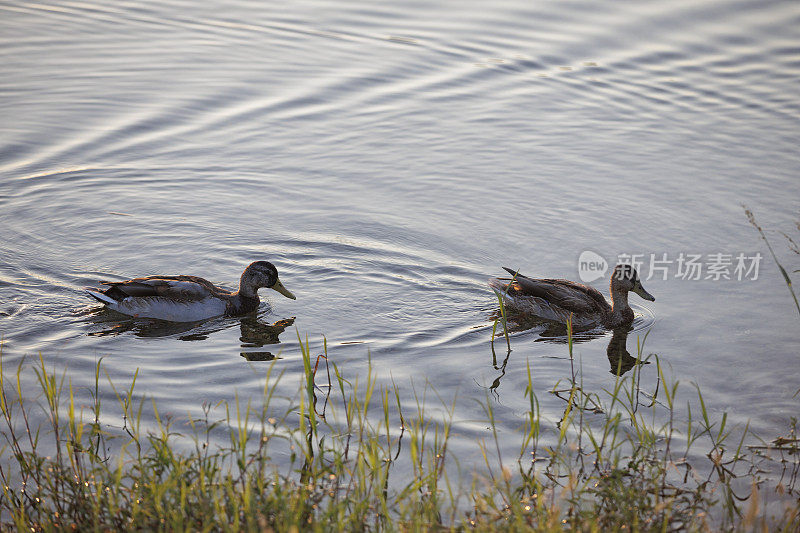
[489,264,654,329]
[86,261,295,322]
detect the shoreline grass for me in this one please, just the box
[744,205,800,317]
[1,333,798,531]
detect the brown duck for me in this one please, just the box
[489,264,655,329]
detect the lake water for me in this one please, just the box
[1,0,798,502]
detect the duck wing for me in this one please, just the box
[99,275,225,302]
[502,267,610,314]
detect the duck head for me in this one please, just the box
[611,264,655,302]
[240,261,296,300]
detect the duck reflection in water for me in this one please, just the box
[532,323,647,376]
[605,326,646,376]
[85,307,294,361]
[237,316,295,361]
[487,314,648,396]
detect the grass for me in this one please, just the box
[744,205,800,317]
[490,268,518,354]
[1,331,798,532]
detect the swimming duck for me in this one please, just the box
[86,261,295,322]
[489,264,654,329]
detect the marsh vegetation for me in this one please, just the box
[1,324,797,531]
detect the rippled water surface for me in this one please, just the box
[1,0,799,486]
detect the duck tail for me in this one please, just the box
[86,288,116,306]
[502,267,526,278]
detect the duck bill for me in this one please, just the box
[271,278,296,300]
[632,281,655,302]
